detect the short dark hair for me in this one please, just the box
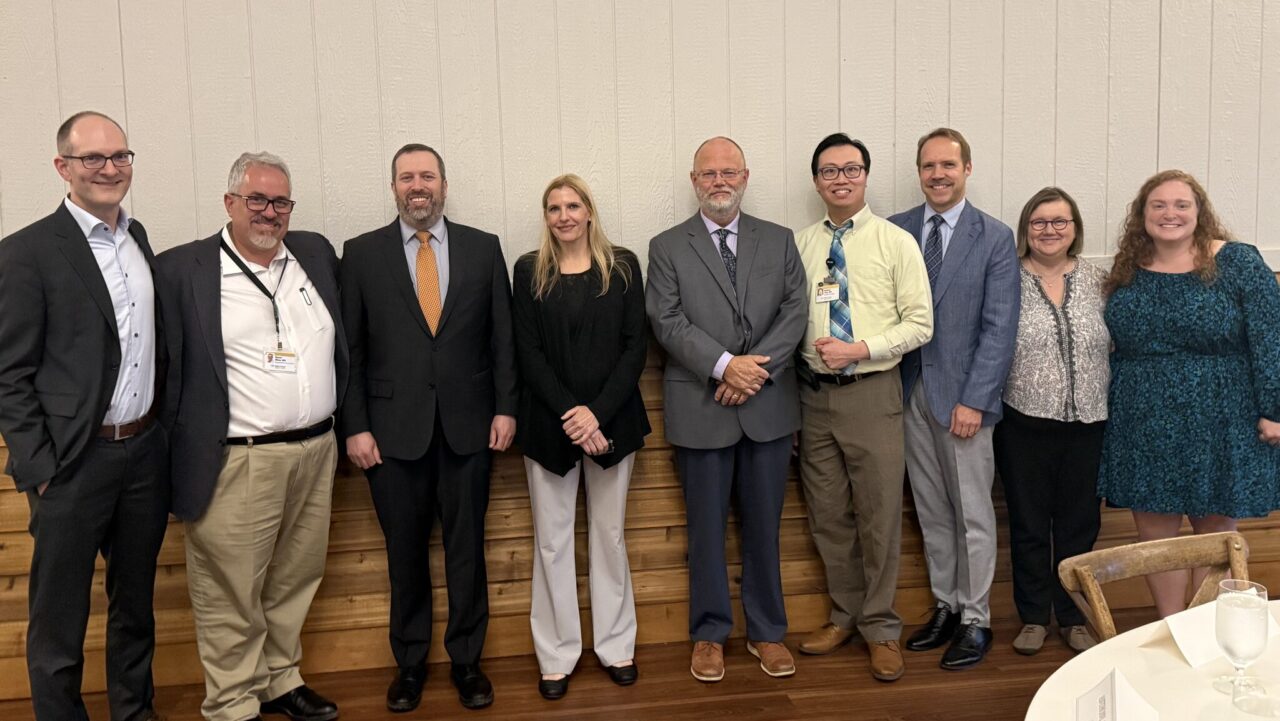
[915,127,971,167]
[56,111,126,154]
[1016,186,1085,257]
[810,133,870,177]
[391,143,446,181]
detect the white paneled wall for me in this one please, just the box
[1,0,1277,267]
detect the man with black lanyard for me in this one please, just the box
[156,151,347,721]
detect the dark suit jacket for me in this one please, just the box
[645,212,808,449]
[0,203,164,493]
[156,231,348,521]
[888,201,1019,427]
[512,249,650,476]
[338,218,517,459]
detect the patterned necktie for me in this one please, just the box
[924,215,944,289]
[826,219,855,346]
[415,230,442,333]
[715,228,736,287]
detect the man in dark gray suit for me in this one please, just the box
[888,128,1019,670]
[646,136,808,683]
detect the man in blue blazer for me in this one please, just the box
[888,128,1019,670]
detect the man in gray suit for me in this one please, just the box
[646,136,808,683]
[888,128,1019,670]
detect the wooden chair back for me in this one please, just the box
[1057,531,1250,640]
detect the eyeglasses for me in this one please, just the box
[1029,218,1073,231]
[62,151,135,169]
[695,169,744,183]
[817,164,865,181]
[229,193,296,214]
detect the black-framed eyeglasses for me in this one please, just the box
[229,193,296,214]
[818,164,865,181]
[62,151,135,169]
[695,169,744,182]
[1029,218,1073,231]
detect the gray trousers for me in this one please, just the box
[903,382,997,625]
[525,454,637,674]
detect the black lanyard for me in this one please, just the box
[221,240,290,350]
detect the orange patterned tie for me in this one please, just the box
[415,231,442,333]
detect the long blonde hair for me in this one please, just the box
[1105,169,1230,294]
[531,174,630,299]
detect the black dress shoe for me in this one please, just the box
[260,685,339,721]
[940,623,993,670]
[905,604,960,651]
[538,674,570,700]
[604,662,638,686]
[450,663,494,709]
[386,664,427,713]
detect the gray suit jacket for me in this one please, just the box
[645,212,808,449]
[889,202,1019,427]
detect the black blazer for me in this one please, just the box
[156,231,348,521]
[512,249,650,475]
[0,203,165,492]
[338,218,518,459]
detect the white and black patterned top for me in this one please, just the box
[1003,258,1110,423]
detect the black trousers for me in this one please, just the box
[367,412,491,668]
[993,404,1104,627]
[26,422,170,721]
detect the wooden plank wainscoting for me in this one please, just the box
[2,341,1280,700]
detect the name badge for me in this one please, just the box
[263,348,298,373]
[815,278,840,304]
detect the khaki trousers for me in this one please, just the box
[184,433,336,721]
[798,370,905,641]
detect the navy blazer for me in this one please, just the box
[888,201,1020,427]
[156,231,348,521]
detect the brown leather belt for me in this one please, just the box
[97,411,155,441]
[226,417,334,447]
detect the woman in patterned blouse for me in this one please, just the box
[995,187,1110,656]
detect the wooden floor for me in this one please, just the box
[0,611,1158,721]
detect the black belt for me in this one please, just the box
[227,417,333,447]
[810,369,885,387]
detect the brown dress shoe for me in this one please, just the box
[746,640,796,678]
[868,640,905,681]
[690,641,725,682]
[798,623,855,655]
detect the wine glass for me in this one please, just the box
[1213,579,1268,698]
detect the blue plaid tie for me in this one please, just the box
[826,220,855,355]
[715,228,736,287]
[924,214,944,289]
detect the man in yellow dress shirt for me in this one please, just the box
[792,133,932,682]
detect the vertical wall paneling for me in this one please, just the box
[782,0,839,228]
[948,0,1004,217]
[118,0,200,250]
[494,0,560,261]
[1104,0,1160,250]
[839,0,897,214]
[670,0,730,221]
[1157,0,1212,181]
[51,0,128,136]
[435,1,506,247]
[893,0,950,213]
[556,0,622,240]
[184,0,256,234]
[0,0,64,233]
[250,0,328,239]
[1207,0,1263,245]
[728,0,787,225]
[311,0,386,245]
[615,0,675,265]
[374,0,445,225]
[1259,0,1280,258]
[999,0,1055,224]
[1055,0,1110,258]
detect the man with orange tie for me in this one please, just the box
[339,143,517,712]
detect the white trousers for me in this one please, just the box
[525,453,637,674]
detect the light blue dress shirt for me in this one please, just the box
[400,216,450,305]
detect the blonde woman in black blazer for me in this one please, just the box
[513,174,650,700]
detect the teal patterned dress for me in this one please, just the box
[1099,242,1280,518]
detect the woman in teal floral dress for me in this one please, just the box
[1100,169,1280,617]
